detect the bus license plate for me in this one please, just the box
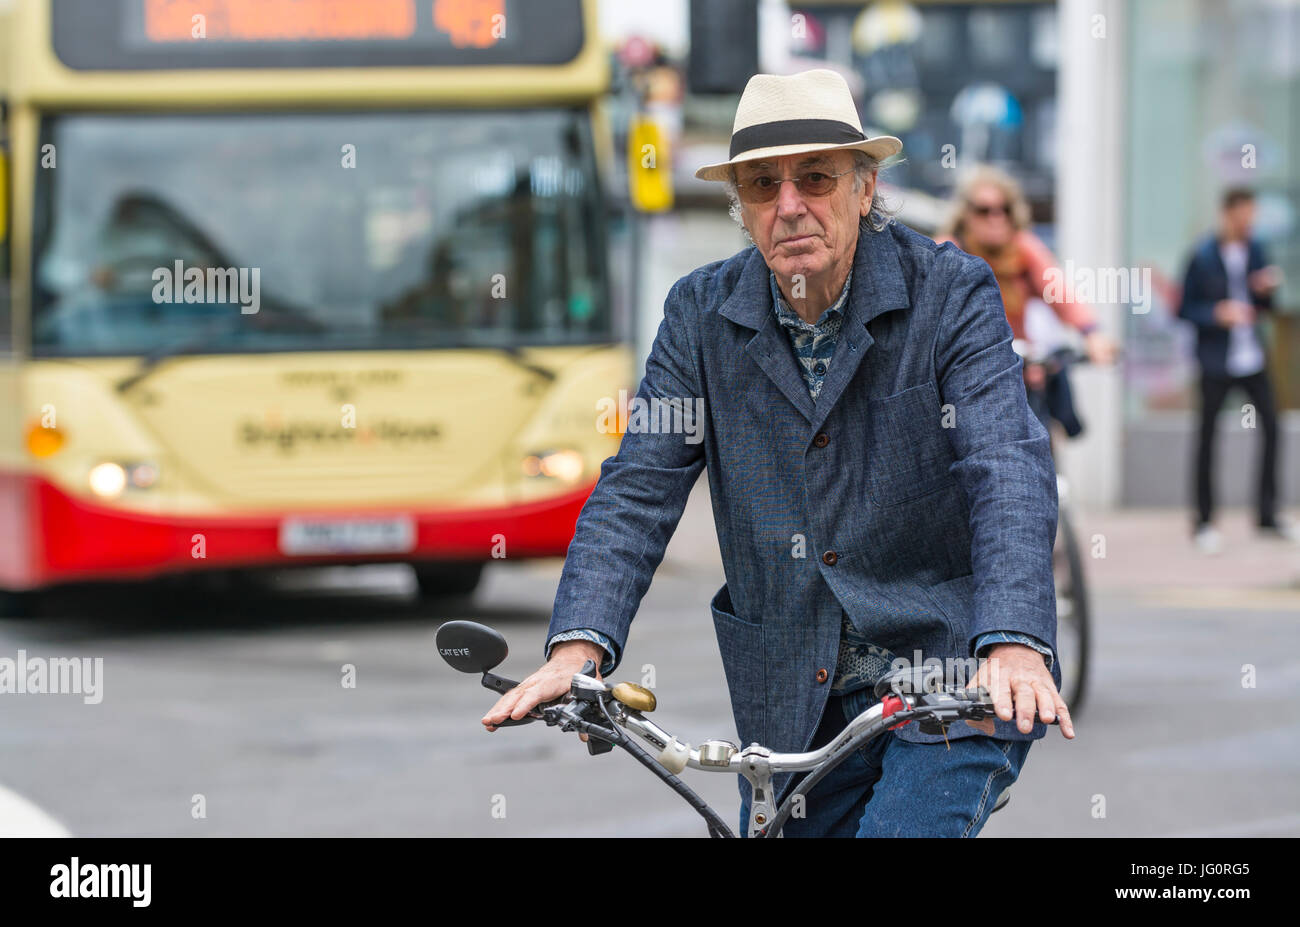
[279,516,416,555]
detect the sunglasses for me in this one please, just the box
[734,169,853,205]
[969,202,1011,218]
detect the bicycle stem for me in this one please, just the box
[619,698,896,837]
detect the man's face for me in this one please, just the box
[735,150,873,281]
[1224,199,1256,239]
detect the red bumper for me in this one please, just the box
[0,471,593,589]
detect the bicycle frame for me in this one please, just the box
[1013,338,1092,714]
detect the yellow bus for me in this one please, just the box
[0,0,634,613]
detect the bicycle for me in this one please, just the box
[438,620,1060,838]
[1014,340,1093,715]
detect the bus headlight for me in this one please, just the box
[88,461,159,498]
[522,449,585,483]
[88,462,128,498]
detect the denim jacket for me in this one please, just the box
[545,218,1061,808]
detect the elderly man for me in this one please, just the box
[484,69,1073,837]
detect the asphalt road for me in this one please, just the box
[1,484,1297,837]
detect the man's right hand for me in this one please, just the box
[1214,299,1254,327]
[480,640,605,740]
[1249,265,1282,297]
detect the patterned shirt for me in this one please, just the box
[770,269,847,400]
[545,267,1054,691]
[770,269,893,694]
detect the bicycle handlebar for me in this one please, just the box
[440,621,1059,838]
[530,668,1055,838]
[1012,339,1090,369]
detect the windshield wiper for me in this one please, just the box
[113,314,241,393]
[114,304,325,393]
[473,346,558,382]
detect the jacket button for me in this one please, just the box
[822,550,838,566]
[813,432,829,448]
[815,668,829,684]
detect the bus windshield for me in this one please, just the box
[31,108,611,356]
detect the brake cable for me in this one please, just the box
[569,695,735,838]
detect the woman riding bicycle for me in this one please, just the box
[935,165,1116,435]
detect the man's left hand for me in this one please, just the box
[964,643,1075,739]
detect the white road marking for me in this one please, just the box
[0,783,71,837]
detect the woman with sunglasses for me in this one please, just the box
[938,166,1115,361]
[936,166,1116,430]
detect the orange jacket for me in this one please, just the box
[936,230,1097,340]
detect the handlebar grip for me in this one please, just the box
[482,671,521,695]
[481,670,546,727]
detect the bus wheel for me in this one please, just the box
[0,590,43,619]
[414,562,484,599]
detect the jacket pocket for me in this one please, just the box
[866,381,957,506]
[709,583,765,748]
[921,572,976,658]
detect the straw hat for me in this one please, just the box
[695,69,902,182]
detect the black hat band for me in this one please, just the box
[729,118,866,159]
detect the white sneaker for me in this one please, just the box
[1194,525,1224,555]
[1259,517,1300,544]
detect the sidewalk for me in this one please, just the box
[1076,506,1300,610]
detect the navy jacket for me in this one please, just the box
[1178,234,1275,378]
[546,218,1060,807]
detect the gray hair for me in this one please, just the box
[723,149,896,242]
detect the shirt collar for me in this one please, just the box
[771,269,852,331]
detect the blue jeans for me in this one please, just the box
[739,693,1032,837]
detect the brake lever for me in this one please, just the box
[955,687,1061,726]
[492,714,539,727]
[489,692,576,728]
[484,660,612,731]
[560,661,617,754]
[481,667,574,727]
